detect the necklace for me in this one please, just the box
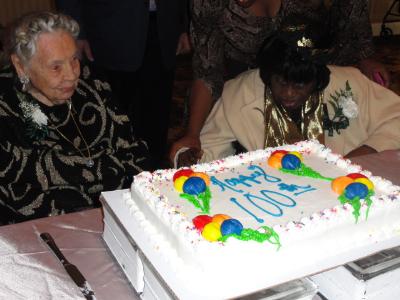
[263,86,324,148]
[263,88,273,148]
[51,100,95,168]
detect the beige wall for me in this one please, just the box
[369,0,398,23]
[0,0,54,26]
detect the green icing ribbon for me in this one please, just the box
[180,187,211,214]
[280,163,334,181]
[198,187,211,213]
[219,226,281,250]
[339,190,374,223]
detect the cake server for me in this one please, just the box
[40,232,96,300]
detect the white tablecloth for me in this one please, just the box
[0,209,139,300]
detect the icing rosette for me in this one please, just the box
[183,177,207,195]
[192,215,213,232]
[173,168,194,181]
[331,176,354,194]
[174,176,189,193]
[268,150,289,169]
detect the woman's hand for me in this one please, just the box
[169,134,201,165]
[170,80,214,165]
[358,58,390,87]
[344,145,377,159]
[76,39,94,62]
[176,33,192,55]
[176,147,203,168]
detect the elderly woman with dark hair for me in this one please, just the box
[170,0,390,164]
[0,12,150,224]
[176,28,400,167]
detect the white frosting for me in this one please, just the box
[124,140,400,299]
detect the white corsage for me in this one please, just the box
[337,95,358,119]
[20,101,48,126]
[323,81,358,136]
[17,91,49,141]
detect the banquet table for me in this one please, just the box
[1,150,399,299]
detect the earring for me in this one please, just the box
[19,75,30,92]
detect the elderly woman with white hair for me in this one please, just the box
[0,12,150,224]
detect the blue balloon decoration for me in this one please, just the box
[183,177,207,195]
[221,219,244,236]
[345,182,369,200]
[281,154,301,170]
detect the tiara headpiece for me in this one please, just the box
[297,37,314,48]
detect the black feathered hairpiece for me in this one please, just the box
[256,21,332,92]
[266,22,332,66]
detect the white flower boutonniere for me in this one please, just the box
[20,101,48,126]
[323,81,358,136]
[338,96,358,119]
[17,90,49,141]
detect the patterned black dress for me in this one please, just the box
[0,65,150,225]
[192,0,374,100]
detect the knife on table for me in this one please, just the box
[40,232,96,300]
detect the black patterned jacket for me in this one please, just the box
[0,65,150,224]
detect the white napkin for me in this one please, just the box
[0,238,84,300]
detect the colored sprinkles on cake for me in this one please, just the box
[173,169,212,214]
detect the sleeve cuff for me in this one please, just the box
[364,135,400,153]
[173,147,190,169]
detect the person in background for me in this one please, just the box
[56,0,190,169]
[170,0,389,164]
[176,28,400,167]
[0,12,150,225]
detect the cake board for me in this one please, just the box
[311,246,400,299]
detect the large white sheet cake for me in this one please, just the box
[122,140,400,299]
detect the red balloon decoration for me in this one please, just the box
[347,173,367,180]
[192,215,213,232]
[173,169,194,182]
